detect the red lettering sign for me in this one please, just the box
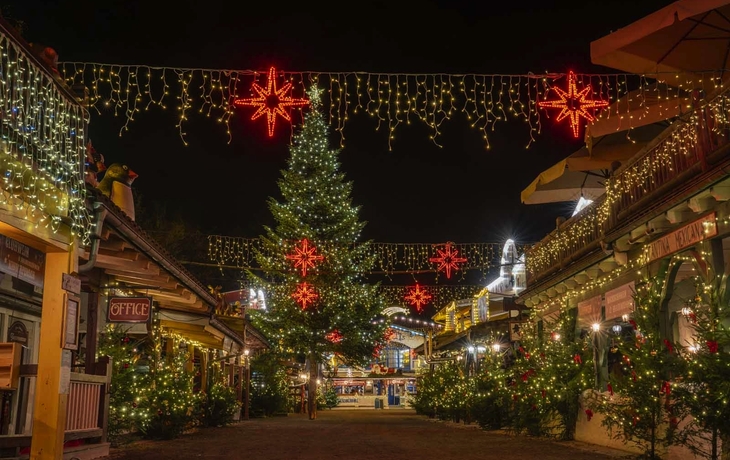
[108,297,152,323]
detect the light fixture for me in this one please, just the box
[592,323,601,332]
[552,333,561,341]
[621,314,629,322]
[492,343,501,352]
[612,324,622,335]
[681,305,693,318]
[299,373,307,380]
[688,344,699,353]
[316,379,321,385]
[476,346,486,353]
[467,346,475,353]
[244,348,250,356]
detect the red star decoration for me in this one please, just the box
[292,282,318,310]
[429,242,467,279]
[325,330,343,344]
[404,283,432,313]
[286,238,324,277]
[234,66,309,137]
[538,71,609,138]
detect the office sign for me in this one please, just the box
[108,296,152,323]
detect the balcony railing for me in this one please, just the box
[526,88,730,284]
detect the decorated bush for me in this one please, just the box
[199,379,240,427]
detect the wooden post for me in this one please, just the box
[165,338,175,363]
[30,250,73,460]
[185,344,194,373]
[236,359,243,402]
[84,290,100,375]
[97,357,112,443]
[200,352,208,393]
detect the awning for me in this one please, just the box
[521,123,668,204]
[158,310,241,351]
[591,0,730,81]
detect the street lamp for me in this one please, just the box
[244,349,250,420]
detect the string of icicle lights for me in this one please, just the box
[208,235,520,280]
[60,63,722,149]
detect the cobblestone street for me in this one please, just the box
[110,410,629,460]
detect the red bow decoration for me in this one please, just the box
[541,389,547,399]
[670,417,679,429]
[707,340,719,353]
[633,415,639,426]
[622,355,631,366]
[573,354,582,364]
[661,381,671,395]
[631,370,637,382]
[531,404,538,412]
[585,409,594,422]
[512,394,519,401]
[663,339,674,354]
[607,383,613,396]
[629,319,638,329]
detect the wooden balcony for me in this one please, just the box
[526,89,730,285]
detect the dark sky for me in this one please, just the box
[9,0,671,247]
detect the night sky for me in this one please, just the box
[10,0,671,251]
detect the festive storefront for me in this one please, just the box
[515,1,730,456]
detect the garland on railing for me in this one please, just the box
[208,235,511,279]
[0,31,91,242]
[526,90,730,277]
[60,63,717,149]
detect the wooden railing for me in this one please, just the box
[66,373,107,433]
[526,90,730,284]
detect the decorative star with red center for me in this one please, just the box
[404,283,432,313]
[292,282,318,310]
[325,329,343,344]
[538,71,609,138]
[429,242,467,279]
[286,238,324,277]
[234,66,309,137]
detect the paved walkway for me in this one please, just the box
[110,410,630,460]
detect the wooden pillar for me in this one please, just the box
[200,352,208,393]
[84,289,100,375]
[165,338,175,363]
[31,250,74,460]
[236,357,243,402]
[185,344,194,373]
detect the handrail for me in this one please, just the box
[525,86,730,284]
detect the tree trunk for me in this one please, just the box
[720,430,730,460]
[307,352,318,420]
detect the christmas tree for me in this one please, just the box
[252,88,386,420]
[677,276,730,460]
[593,282,686,459]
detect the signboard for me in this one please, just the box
[578,295,602,321]
[0,235,45,288]
[605,282,635,320]
[62,273,81,295]
[7,321,28,345]
[509,321,526,342]
[647,213,718,262]
[108,296,152,323]
[62,294,80,350]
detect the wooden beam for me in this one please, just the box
[110,274,179,290]
[155,300,208,313]
[98,238,127,252]
[85,254,159,276]
[160,320,207,333]
[98,248,140,261]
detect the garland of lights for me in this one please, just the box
[60,63,718,149]
[380,285,484,309]
[0,33,91,243]
[526,90,730,278]
[208,235,508,278]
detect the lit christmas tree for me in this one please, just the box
[677,277,730,460]
[593,283,686,459]
[251,88,386,420]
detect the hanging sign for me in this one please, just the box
[0,235,45,288]
[577,295,601,321]
[7,321,28,345]
[605,282,635,320]
[646,213,717,263]
[108,296,152,323]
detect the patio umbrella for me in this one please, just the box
[521,123,668,204]
[591,0,730,81]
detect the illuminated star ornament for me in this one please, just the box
[404,283,432,313]
[325,329,343,344]
[538,71,608,138]
[286,238,324,277]
[292,282,318,310]
[234,66,309,137]
[429,242,467,279]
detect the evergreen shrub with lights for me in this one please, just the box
[316,383,339,410]
[250,87,387,418]
[676,276,730,460]
[250,352,291,416]
[137,347,201,440]
[98,325,151,446]
[590,284,686,459]
[471,345,511,430]
[199,378,239,427]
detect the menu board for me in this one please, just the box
[0,235,45,288]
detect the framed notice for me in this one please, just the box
[62,294,80,350]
